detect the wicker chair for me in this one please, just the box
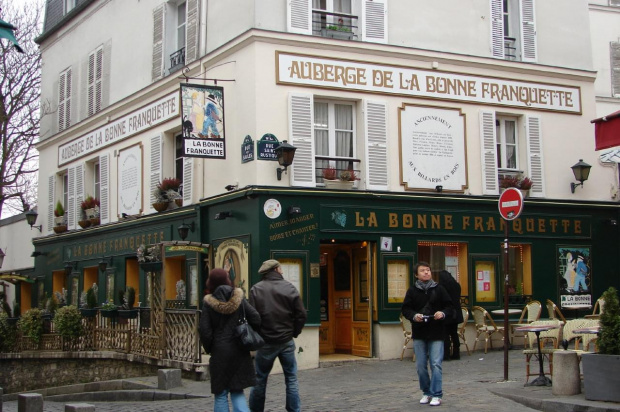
[509,300,542,346]
[584,298,604,319]
[399,313,414,361]
[579,319,600,352]
[546,299,566,323]
[457,307,471,355]
[522,319,561,383]
[472,306,504,353]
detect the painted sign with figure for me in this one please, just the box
[399,105,467,191]
[558,246,592,308]
[180,84,226,158]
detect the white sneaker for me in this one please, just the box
[430,397,442,406]
[420,395,431,404]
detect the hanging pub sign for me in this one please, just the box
[241,135,254,163]
[180,84,226,159]
[257,133,279,160]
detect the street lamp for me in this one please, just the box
[570,159,592,193]
[274,140,297,181]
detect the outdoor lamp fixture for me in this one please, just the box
[570,159,592,193]
[98,257,112,273]
[288,206,302,216]
[0,248,5,269]
[64,261,76,276]
[274,140,297,181]
[25,209,42,232]
[435,185,443,193]
[214,211,233,220]
[177,221,195,240]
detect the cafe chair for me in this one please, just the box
[523,319,561,383]
[472,306,504,354]
[546,299,566,324]
[584,298,604,319]
[562,319,587,351]
[399,313,415,361]
[457,307,471,355]
[579,319,600,352]
[510,300,542,346]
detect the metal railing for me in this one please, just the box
[169,47,186,74]
[315,156,361,184]
[312,9,358,40]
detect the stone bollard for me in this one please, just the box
[65,403,96,411]
[552,351,581,396]
[17,393,43,412]
[158,368,182,390]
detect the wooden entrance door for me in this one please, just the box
[351,243,373,357]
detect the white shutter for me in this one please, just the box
[611,0,620,6]
[58,68,72,131]
[75,163,84,224]
[101,41,111,110]
[150,134,163,212]
[185,0,199,62]
[47,175,56,233]
[611,42,620,97]
[182,157,194,204]
[362,0,387,44]
[152,4,165,81]
[525,115,545,197]
[287,0,312,35]
[67,166,76,230]
[87,47,103,116]
[520,0,537,62]
[99,154,110,223]
[480,110,499,195]
[364,99,388,190]
[490,0,504,59]
[288,93,315,187]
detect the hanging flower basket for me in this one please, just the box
[53,225,67,234]
[89,217,100,226]
[100,309,118,318]
[118,309,139,319]
[152,202,169,212]
[79,308,97,318]
[175,198,183,208]
[78,220,91,229]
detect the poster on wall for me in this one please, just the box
[117,144,142,216]
[180,84,226,159]
[558,246,592,308]
[212,236,250,296]
[399,105,467,191]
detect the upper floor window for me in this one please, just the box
[65,0,76,14]
[62,172,69,213]
[612,42,620,98]
[175,134,185,196]
[88,47,103,116]
[58,68,72,132]
[93,162,101,201]
[496,117,518,170]
[177,2,187,51]
[491,0,537,62]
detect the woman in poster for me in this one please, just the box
[563,252,576,293]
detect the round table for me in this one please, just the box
[515,324,560,387]
[491,308,523,316]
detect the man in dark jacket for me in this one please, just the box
[439,270,464,360]
[401,262,453,407]
[249,259,307,412]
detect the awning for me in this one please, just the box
[0,18,24,53]
[0,273,35,284]
[592,110,620,151]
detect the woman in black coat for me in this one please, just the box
[438,270,464,360]
[199,268,261,412]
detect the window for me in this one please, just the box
[491,0,536,62]
[88,47,103,116]
[58,68,72,132]
[94,162,101,201]
[62,172,69,213]
[496,117,518,170]
[418,241,468,296]
[314,100,357,183]
[505,244,532,298]
[177,2,187,51]
[313,0,354,38]
[175,134,184,196]
[64,0,76,14]
[612,42,620,98]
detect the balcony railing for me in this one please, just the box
[169,47,186,74]
[312,9,358,40]
[504,37,517,61]
[316,156,361,185]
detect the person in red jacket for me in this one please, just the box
[249,259,307,412]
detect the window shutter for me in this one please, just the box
[47,175,56,233]
[480,110,499,195]
[287,0,312,35]
[364,99,388,190]
[58,69,72,132]
[75,163,84,226]
[490,0,504,59]
[88,47,103,116]
[185,0,199,62]
[101,41,111,110]
[520,0,537,62]
[288,93,315,187]
[67,166,76,230]
[525,115,545,197]
[610,0,620,6]
[99,153,110,223]
[152,4,165,82]
[611,42,620,97]
[95,48,103,113]
[182,157,194,204]
[150,134,163,212]
[362,0,387,44]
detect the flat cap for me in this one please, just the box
[258,259,281,274]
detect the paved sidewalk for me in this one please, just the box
[2,349,619,411]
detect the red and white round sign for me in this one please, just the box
[498,188,524,220]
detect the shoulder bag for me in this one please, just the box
[234,302,265,351]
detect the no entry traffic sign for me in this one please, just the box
[498,188,524,220]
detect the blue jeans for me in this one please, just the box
[214,389,249,412]
[249,339,300,412]
[413,339,444,398]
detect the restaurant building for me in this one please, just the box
[21,0,620,366]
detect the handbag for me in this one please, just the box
[234,302,265,351]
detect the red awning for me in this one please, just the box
[592,110,620,151]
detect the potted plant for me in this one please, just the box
[499,175,533,197]
[152,177,181,211]
[78,209,91,229]
[100,300,118,318]
[54,201,67,233]
[322,21,354,40]
[17,308,44,349]
[581,286,620,402]
[81,195,100,225]
[54,305,84,348]
[80,286,98,318]
[0,311,18,352]
[118,286,138,319]
[323,167,359,190]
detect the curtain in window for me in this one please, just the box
[334,0,352,29]
[505,120,516,168]
[335,104,353,170]
[314,102,329,180]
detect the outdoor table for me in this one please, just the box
[491,308,523,316]
[562,304,592,319]
[573,326,600,334]
[516,324,560,387]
